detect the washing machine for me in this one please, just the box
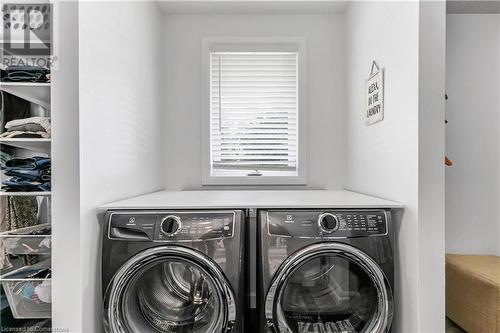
[257,209,394,333]
[101,210,245,333]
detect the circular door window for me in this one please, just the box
[104,246,236,333]
[265,243,393,333]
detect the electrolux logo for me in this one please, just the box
[1,2,55,68]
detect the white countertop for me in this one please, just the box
[100,190,403,210]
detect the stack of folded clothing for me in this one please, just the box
[0,117,51,139]
[1,66,50,83]
[1,156,51,192]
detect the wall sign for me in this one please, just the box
[366,61,385,126]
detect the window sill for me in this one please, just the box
[202,175,306,186]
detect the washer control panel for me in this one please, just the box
[108,211,235,241]
[267,210,388,238]
[155,212,234,241]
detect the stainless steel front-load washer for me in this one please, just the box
[101,210,245,333]
[257,209,394,333]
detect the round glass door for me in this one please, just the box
[265,243,392,333]
[104,246,235,333]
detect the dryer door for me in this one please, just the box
[104,246,236,333]
[265,243,393,333]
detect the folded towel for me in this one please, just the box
[5,117,51,134]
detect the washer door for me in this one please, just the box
[265,243,393,333]
[104,246,236,333]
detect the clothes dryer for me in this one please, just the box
[257,210,394,333]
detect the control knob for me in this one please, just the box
[161,215,181,236]
[318,213,339,233]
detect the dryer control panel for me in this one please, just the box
[267,210,388,238]
[108,211,235,241]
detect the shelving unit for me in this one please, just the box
[1,49,52,332]
[0,138,52,327]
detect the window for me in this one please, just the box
[202,39,306,185]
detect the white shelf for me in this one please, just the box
[0,82,51,87]
[0,191,51,197]
[0,138,51,151]
[101,190,404,210]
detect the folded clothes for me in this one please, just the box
[1,178,51,192]
[4,169,50,182]
[5,66,48,72]
[2,156,51,192]
[4,157,51,171]
[5,117,51,134]
[0,131,50,139]
[2,71,44,82]
[2,66,50,83]
[8,123,46,133]
[3,177,45,186]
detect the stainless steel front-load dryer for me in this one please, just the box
[257,210,394,333]
[101,210,245,333]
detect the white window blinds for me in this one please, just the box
[210,51,299,176]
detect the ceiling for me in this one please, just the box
[155,0,500,15]
[155,0,351,15]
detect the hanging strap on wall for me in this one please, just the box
[370,60,380,77]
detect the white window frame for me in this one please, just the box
[201,37,307,185]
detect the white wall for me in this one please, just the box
[51,2,80,332]
[163,14,345,190]
[417,2,446,332]
[345,2,446,332]
[78,2,164,332]
[345,2,419,331]
[446,14,500,256]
